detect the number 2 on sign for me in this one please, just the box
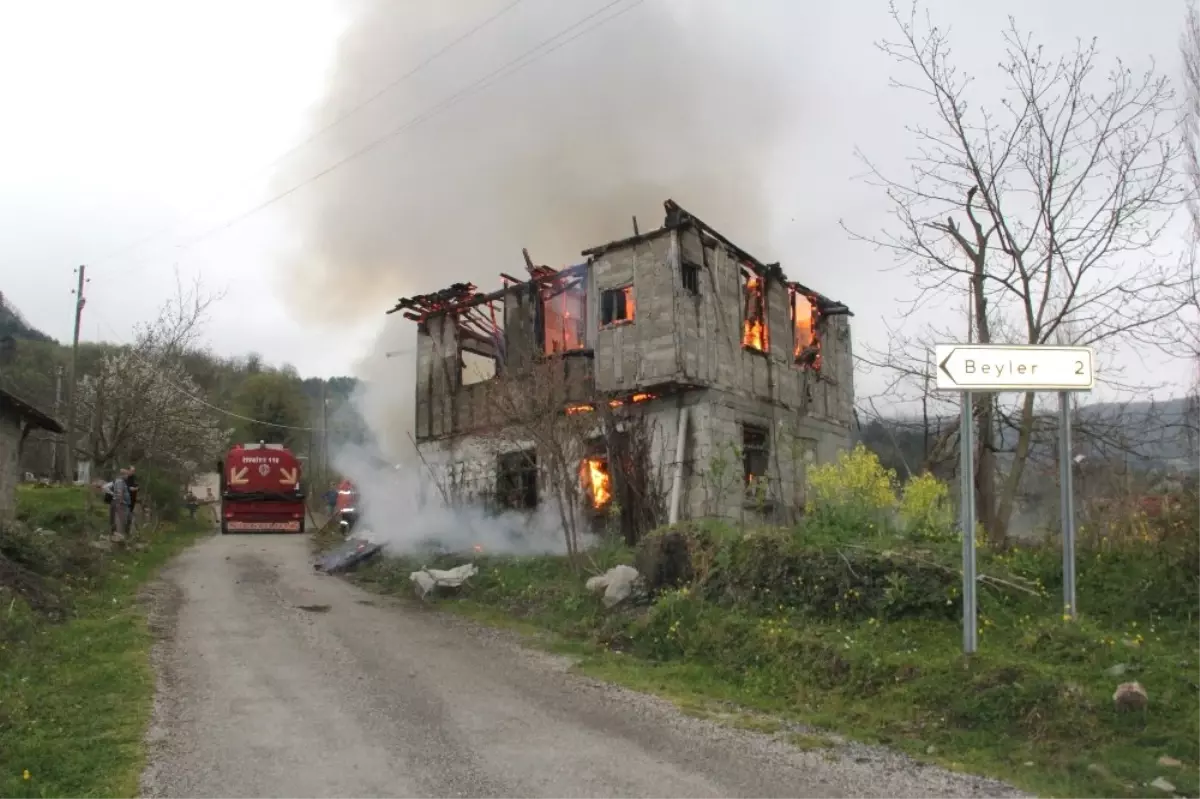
[1074,361,1084,375]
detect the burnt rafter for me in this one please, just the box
[386,199,852,324]
[388,283,480,319]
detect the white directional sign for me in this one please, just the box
[934,344,1095,392]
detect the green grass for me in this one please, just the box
[0,485,208,798]
[352,536,1200,799]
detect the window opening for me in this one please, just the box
[742,423,769,487]
[496,450,538,510]
[681,259,700,294]
[579,454,612,510]
[600,286,635,326]
[790,288,822,370]
[740,265,768,352]
[542,277,586,354]
[460,349,497,385]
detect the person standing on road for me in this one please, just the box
[126,465,140,534]
[112,468,133,536]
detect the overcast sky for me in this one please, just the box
[0,0,1192,406]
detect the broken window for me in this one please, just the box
[496,450,538,510]
[742,423,769,487]
[600,286,634,326]
[543,282,587,355]
[460,349,497,385]
[740,265,768,352]
[579,454,612,510]
[790,288,821,370]
[681,259,700,294]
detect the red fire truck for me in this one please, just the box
[218,442,306,534]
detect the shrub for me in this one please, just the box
[694,527,960,622]
[806,444,897,532]
[898,472,956,542]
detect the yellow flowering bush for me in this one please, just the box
[898,472,955,541]
[805,444,897,532]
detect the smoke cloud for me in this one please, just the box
[273,0,800,321]
[331,316,578,555]
[281,0,800,552]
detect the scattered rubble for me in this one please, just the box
[1149,776,1176,793]
[1112,681,1149,711]
[411,564,478,600]
[585,564,641,608]
[314,538,384,574]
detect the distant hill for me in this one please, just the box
[857,395,1199,478]
[0,292,54,344]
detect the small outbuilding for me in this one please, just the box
[0,386,64,522]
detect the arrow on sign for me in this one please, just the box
[229,466,249,485]
[279,467,298,485]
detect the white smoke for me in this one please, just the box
[330,316,577,555]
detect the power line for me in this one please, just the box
[88,0,526,273]
[116,0,646,268]
[91,313,317,431]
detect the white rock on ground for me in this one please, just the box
[411,563,479,600]
[586,564,641,608]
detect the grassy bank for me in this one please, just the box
[0,485,208,798]
[351,507,1198,798]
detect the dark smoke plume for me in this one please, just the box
[272,0,800,319]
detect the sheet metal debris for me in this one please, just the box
[410,563,478,600]
[314,538,384,574]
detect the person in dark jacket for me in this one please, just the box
[111,469,133,536]
[126,465,140,534]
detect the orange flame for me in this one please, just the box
[790,288,822,370]
[580,457,612,508]
[566,404,594,415]
[742,276,768,351]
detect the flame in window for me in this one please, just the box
[544,283,587,354]
[607,392,656,409]
[791,288,821,370]
[580,457,612,508]
[742,273,768,352]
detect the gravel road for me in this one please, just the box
[139,533,1027,798]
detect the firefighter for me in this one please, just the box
[335,479,356,513]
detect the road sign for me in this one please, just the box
[937,343,1093,654]
[934,344,1094,392]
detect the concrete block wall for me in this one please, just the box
[590,231,681,392]
[677,388,851,524]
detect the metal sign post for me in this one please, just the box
[934,344,1095,652]
[959,391,977,653]
[1058,392,1077,619]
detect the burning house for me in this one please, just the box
[391,200,854,531]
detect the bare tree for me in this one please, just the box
[75,283,230,483]
[848,2,1191,545]
[1179,0,1200,463]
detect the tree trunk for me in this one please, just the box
[993,392,1037,543]
[971,269,1001,547]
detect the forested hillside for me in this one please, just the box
[0,291,366,497]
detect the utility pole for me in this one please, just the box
[62,265,87,483]
[321,380,329,486]
[51,365,64,477]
